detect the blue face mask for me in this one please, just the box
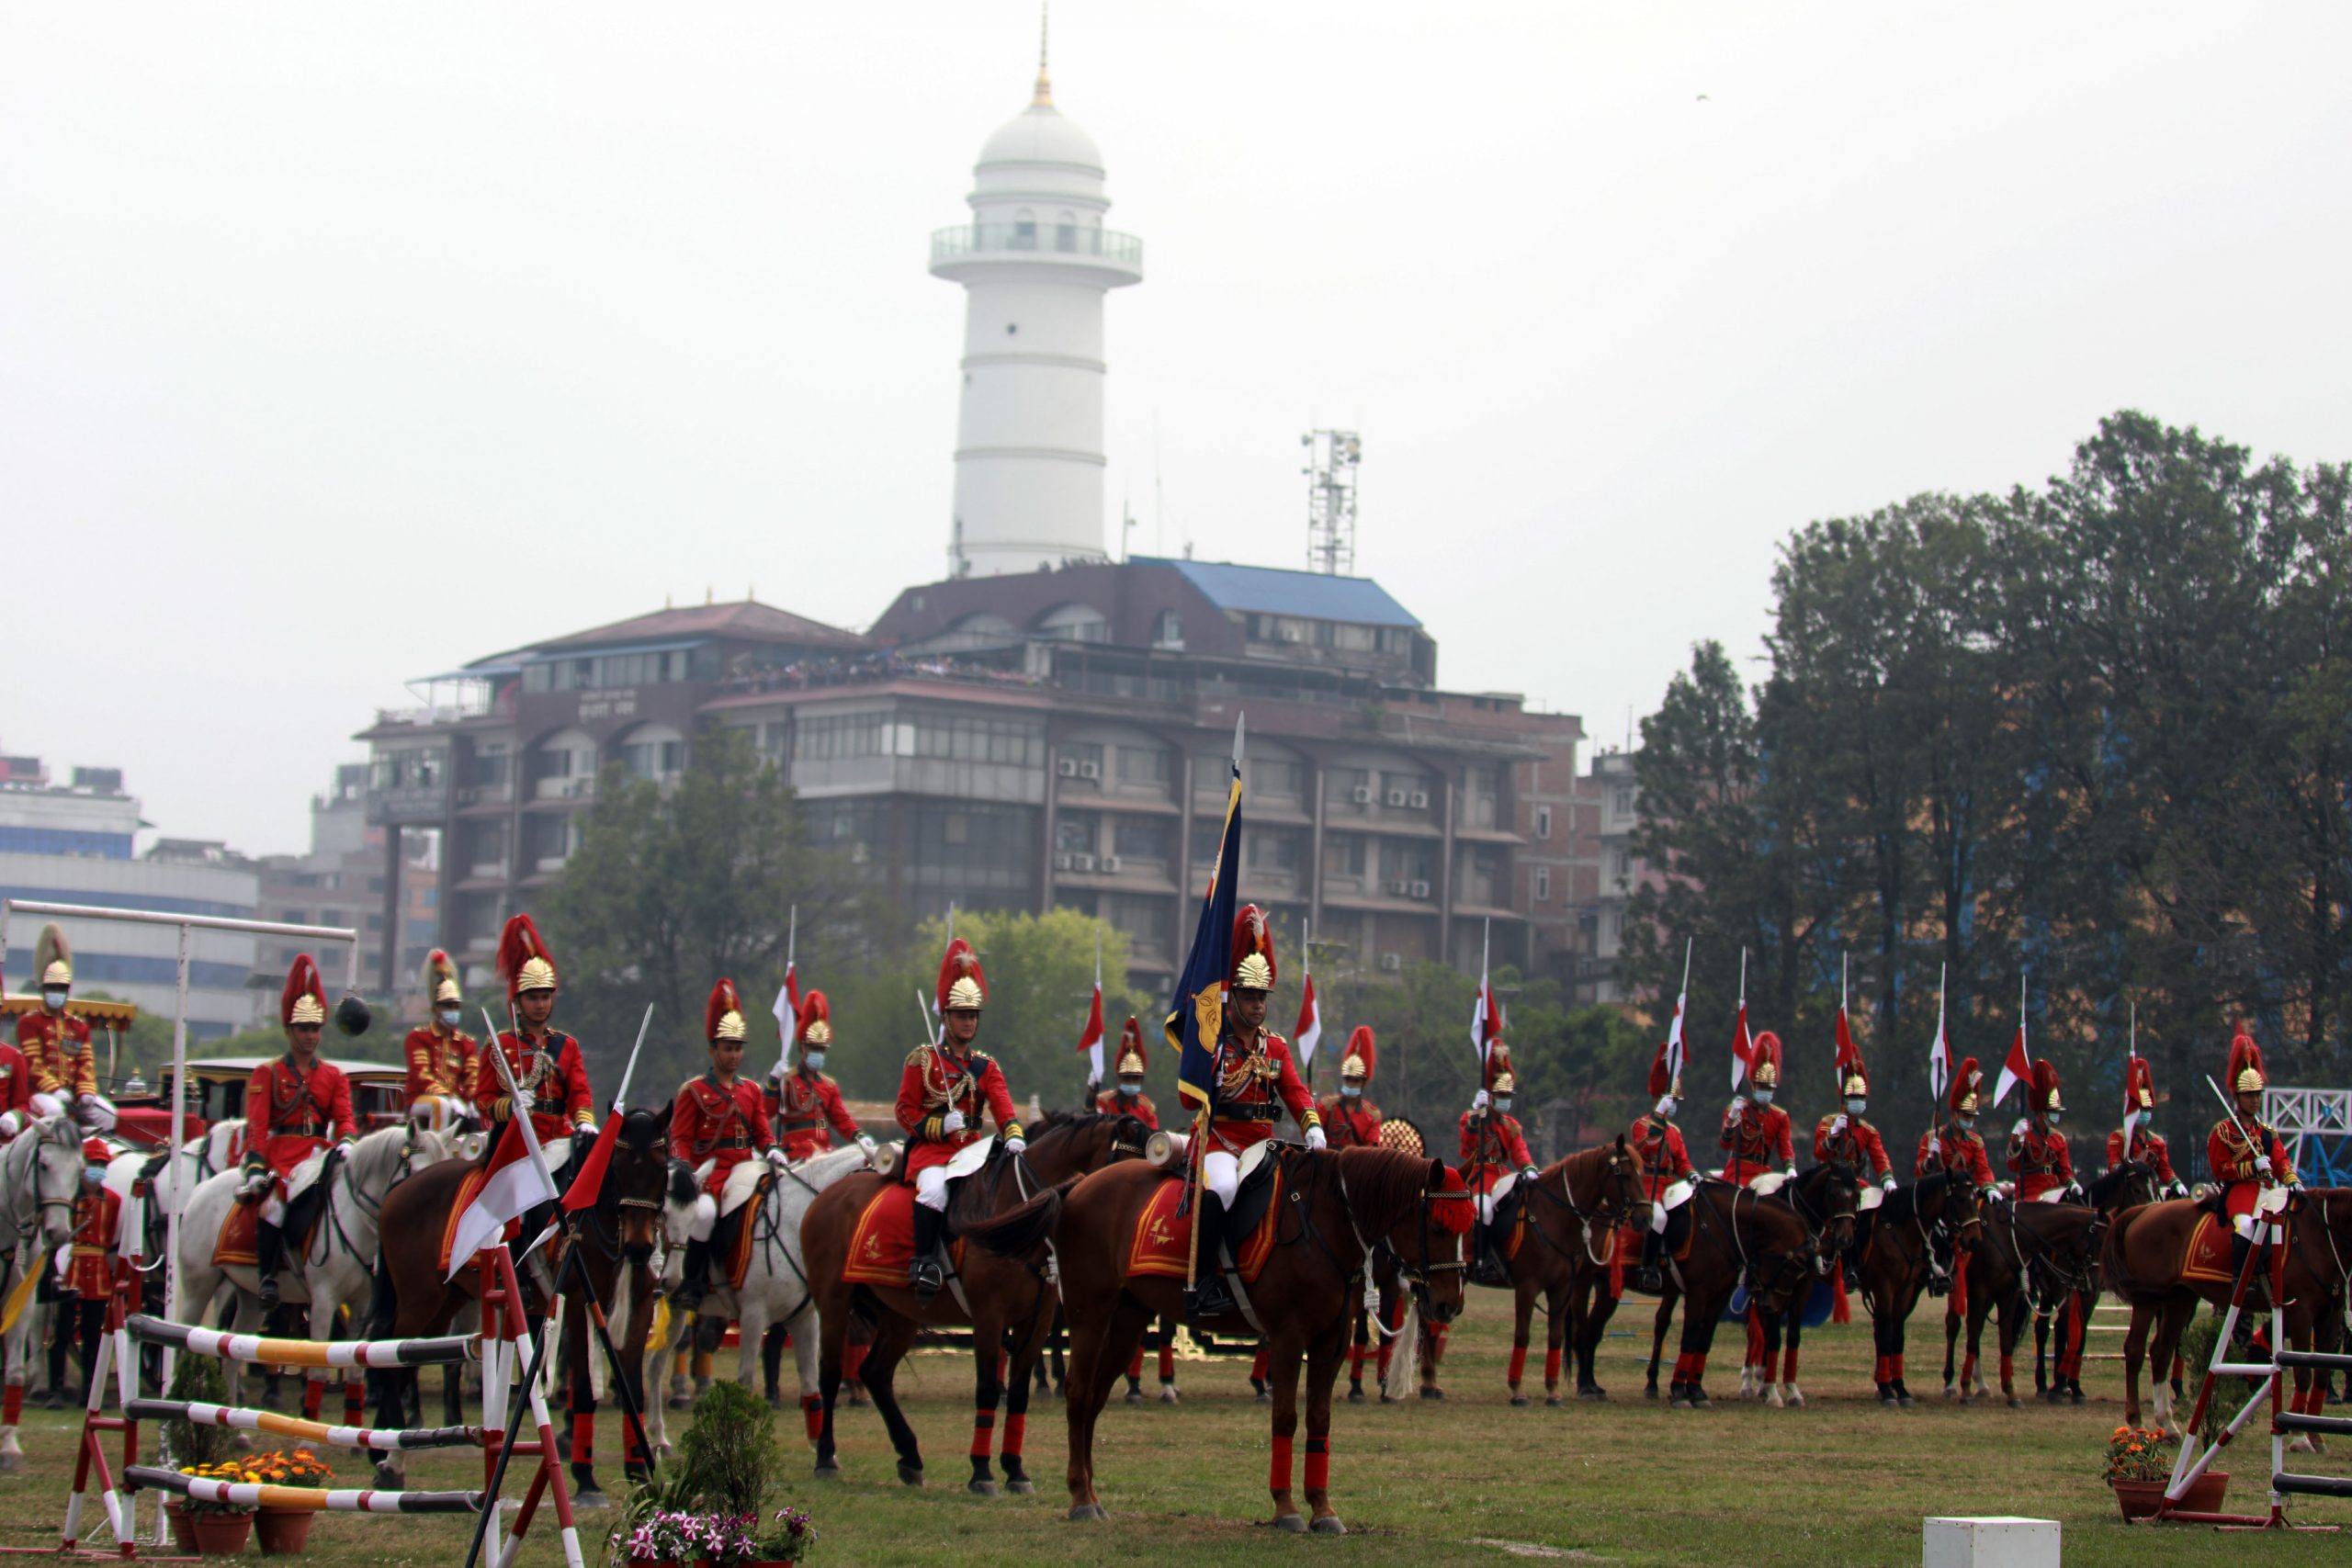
[2046,1111,2064,1128]
[1752,1089,1774,1107]
[1341,1083,1362,1100]
[436,1007,462,1029]
[84,1168,105,1189]
[1845,1098,1867,1116]
[1493,1099,1513,1115]
[43,988,68,1013]
[1957,1114,1976,1132]
[1117,1081,1141,1098]
[803,1051,827,1073]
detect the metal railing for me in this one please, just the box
[931,223,1143,267]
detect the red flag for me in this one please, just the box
[1835,1006,1862,1078]
[563,1110,620,1213]
[447,1115,557,1276]
[1729,1002,1754,1091]
[1994,1022,2030,1109]
[1076,982,1105,1082]
[1294,971,1323,1074]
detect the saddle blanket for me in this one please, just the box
[2179,1212,2238,1286]
[214,1201,323,1270]
[722,1183,768,1293]
[1126,1167,1283,1283]
[842,1183,966,1289]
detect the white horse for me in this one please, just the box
[638,1146,874,1455]
[0,1112,90,1471]
[174,1124,464,1417]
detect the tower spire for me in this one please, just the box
[1034,3,1053,106]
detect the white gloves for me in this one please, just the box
[2012,1119,2029,1137]
[1927,1135,1942,1157]
[856,1134,878,1155]
[1882,1177,1897,1192]
[239,1168,271,1199]
[1305,1125,1328,1151]
[1472,1090,1489,1112]
[765,1146,790,1169]
[1829,1115,1849,1135]
[1521,1165,1539,1181]
[2254,1155,2273,1177]
[942,1110,966,1134]
[1783,1165,1798,1179]
[1004,1136,1026,1155]
[0,1111,18,1140]
[1727,1098,1745,1119]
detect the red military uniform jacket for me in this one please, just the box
[896,1043,1021,1179]
[2103,1125,2177,1184]
[671,1071,771,1193]
[0,1043,30,1127]
[774,1066,864,1161]
[1095,1088,1161,1131]
[17,1010,95,1100]
[1316,1093,1382,1149]
[2006,1123,2074,1201]
[484,1029,596,1146]
[2207,1117,2294,1220]
[1204,1028,1317,1153]
[402,1023,478,1109]
[1459,1109,1534,1193]
[1719,1101,1794,1183]
[67,1186,119,1301]
[1916,1121,1996,1188]
[1629,1112,1695,1201]
[242,1055,358,1185]
[1815,1113,1894,1181]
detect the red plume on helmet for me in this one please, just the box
[1647,1039,1680,1100]
[1227,905,1276,991]
[2227,1032,2266,1095]
[1950,1055,1984,1115]
[2125,1055,2156,1111]
[1747,1030,1782,1088]
[1340,1025,1375,1083]
[937,938,986,1013]
[797,990,832,1048]
[280,954,328,1028]
[495,913,557,1001]
[1115,1017,1147,1075]
[705,977,746,1043]
[1484,1040,1516,1093]
[2029,1057,2062,1113]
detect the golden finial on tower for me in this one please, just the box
[1033,3,1053,106]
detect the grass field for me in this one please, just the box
[0,1299,2341,1566]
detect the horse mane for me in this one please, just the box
[958,1177,1075,1258]
[2083,1160,2140,1209]
[1880,1169,1950,1225]
[1332,1146,1441,1231]
[343,1122,418,1190]
[1027,1111,1120,1161]
[795,1145,872,1184]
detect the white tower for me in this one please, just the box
[932,31,1143,578]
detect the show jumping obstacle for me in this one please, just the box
[38,1234,582,1566]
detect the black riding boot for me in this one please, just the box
[673,1237,711,1313]
[910,1200,947,1299]
[1638,1228,1665,1294]
[1473,1221,1510,1287]
[255,1221,285,1311]
[1186,1194,1235,1320]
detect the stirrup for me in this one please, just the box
[1188,1273,1236,1319]
[910,1257,944,1299]
[258,1274,280,1311]
[1636,1265,1663,1294]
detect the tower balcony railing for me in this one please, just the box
[931,223,1143,269]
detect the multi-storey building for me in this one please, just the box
[251,764,439,1023]
[1570,747,1657,1004]
[358,561,1586,998]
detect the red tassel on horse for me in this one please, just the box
[1830,1258,1851,1325]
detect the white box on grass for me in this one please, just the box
[1922,1516,2059,1568]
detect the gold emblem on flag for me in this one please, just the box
[1192,988,1222,1055]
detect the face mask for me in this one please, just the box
[43,988,67,1012]
[83,1168,105,1189]
[436,1008,462,1029]
[803,1051,827,1072]
[1494,1099,1513,1115]
[1752,1089,1774,1107]
[1957,1114,1976,1132]
[1845,1098,1867,1116]
[2046,1111,2064,1128]
[1655,1097,1677,1119]
[1117,1081,1141,1098]
[1341,1083,1363,1100]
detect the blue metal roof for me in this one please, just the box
[1136,558,1420,629]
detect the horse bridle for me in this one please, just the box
[4,1119,79,1253]
[1780,1164,1860,1276]
[1524,1147,1642,1266]
[1330,1156,1466,1325]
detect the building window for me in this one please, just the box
[1250,758,1306,799]
[910,801,1035,901]
[1321,833,1366,878]
[1535,805,1553,840]
[1613,848,1632,879]
[1534,866,1551,902]
[1055,812,1099,856]
[1615,787,1635,815]
[1063,740,1105,780]
[1116,744,1171,787]
[910,713,1046,765]
[793,713,887,761]
[1246,826,1305,873]
[1113,817,1173,863]
[1153,609,1182,647]
[1013,209,1036,249]
[1056,211,1077,252]
[1325,766,1371,808]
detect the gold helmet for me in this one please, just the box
[1114,1017,1147,1077]
[937,939,986,1013]
[280,954,328,1028]
[1228,906,1276,993]
[2227,1032,2265,1096]
[797,990,833,1049]
[496,913,557,998]
[1340,1026,1375,1084]
[705,977,747,1043]
[423,948,463,1006]
[1748,1032,1782,1089]
[35,923,72,988]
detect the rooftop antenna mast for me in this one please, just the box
[1301,429,1362,576]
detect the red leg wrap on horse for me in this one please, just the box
[302,1380,323,1420]
[1689,1350,1708,1382]
[1508,1346,1528,1385]
[1783,1345,1799,1381]
[1270,1434,1293,1495]
[969,1405,995,1460]
[1003,1414,1025,1459]
[1304,1437,1329,1493]
[1159,1343,1175,1382]
[1745,1314,1765,1364]
[1762,1349,1780,1383]
[1950,1264,1968,1324]
[1544,1348,1562,1387]
[343,1378,364,1426]
[1127,1349,1144,1381]
[3,1385,21,1425]
[1376,1338,1394,1379]
[1350,1342,1367,1377]
[1961,1351,1977,1385]
[801,1393,822,1444]
[1892,1353,1905,1381]
[1872,1354,1887,1384]
[1672,1352,1692,1382]
[1252,1346,1271,1380]
[1998,1354,2013,1386]
[572,1411,594,1463]
[844,1340,868,1381]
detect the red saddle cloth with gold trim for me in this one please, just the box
[842,1183,966,1288]
[1127,1167,1284,1283]
[2180,1212,2238,1286]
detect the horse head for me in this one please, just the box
[1591,1133,1650,1229]
[1809,1159,1861,1261]
[606,1105,673,1264]
[2090,1157,2160,1213]
[1935,1170,1984,1247]
[1347,1149,1471,1327]
[28,1112,82,1249]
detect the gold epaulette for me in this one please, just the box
[904,1043,933,1068]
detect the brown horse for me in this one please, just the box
[802,1111,1142,1495]
[1472,1138,1648,1405]
[1941,1160,2155,1410]
[1577,1178,1816,1409]
[1736,1161,1863,1407]
[368,1105,673,1504]
[2104,1186,2352,1439]
[1057,1146,1471,1531]
[1846,1171,1981,1405]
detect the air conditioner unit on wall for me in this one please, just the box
[1386,879,1412,896]
[1408,791,1430,809]
[1073,853,1098,872]
[1409,880,1430,898]
[1100,855,1123,873]
[1057,758,1080,777]
[1378,953,1403,973]
[1385,789,1409,807]
[1350,785,1374,805]
[1054,852,1076,871]
[1078,760,1102,780]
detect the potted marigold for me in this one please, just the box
[173,1460,254,1556]
[2102,1425,2227,1519]
[161,1357,232,1553]
[247,1449,334,1554]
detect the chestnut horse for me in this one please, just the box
[1057,1146,1471,1531]
[1848,1171,1981,1405]
[1940,1160,2155,1410]
[802,1111,1144,1495]
[2103,1186,2352,1441]
[1577,1178,1816,1409]
[1475,1137,1648,1404]
[368,1105,673,1504]
[1737,1161,1863,1408]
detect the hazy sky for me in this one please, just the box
[6,3,2347,854]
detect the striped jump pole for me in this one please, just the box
[124,1315,480,1370]
[124,1464,481,1514]
[122,1399,481,1454]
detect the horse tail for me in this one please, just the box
[960,1179,1076,1259]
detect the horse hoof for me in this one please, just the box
[1510,1394,1530,1407]
[899,1462,925,1486]
[1959,1393,1977,1407]
[1785,1389,1805,1409]
[1644,1384,1659,1401]
[1546,1396,1564,1408]
[372,1464,403,1490]
[969,1478,1000,1496]
[0,1453,20,1475]
[1348,1386,1364,1404]
[1669,1393,1691,1410]
[572,1489,605,1510]
[1688,1391,1713,1410]
[1942,1385,1958,1401]
[1256,1389,1272,1404]
[1161,1387,1180,1404]
[1419,1386,1445,1402]
[1311,1516,1347,1535]
[1379,1393,1397,1404]
[2287,1435,2316,1456]
[1068,1503,1107,1522]
[2006,1397,2022,1410]
[1764,1388,1785,1409]
[1272,1513,1307,1533]
[1898,1393,1917,1410]
[1008,1477,1035,1495]
[813,1460,841,1479]
[1125,1388,1143,1404]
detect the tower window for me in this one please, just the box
[1057,211,1077,252]
[1014,209,1036,249]
[1005,322,1018,335]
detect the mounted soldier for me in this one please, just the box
[1188,907,1323,1322]
[1815,1055,1896,1192]
[484,913,596,1248]
[672,978,786,1312]
[2105,1057,2185,1198]
[1317,1027,1383,1149]
[2007,1059,2076,1202]
[2208,1032,2298,1282]
[236,955,358,1310]
[402,948,478,1134]
[1632,1039,1698,1294]
[1460,1043,1537,1288]
[773,990,867,1162]
[1720,1031,1794,1185]
[48,1137,119,1408]
[1094,1018,1159,1129]
[895,939,1026,1299]
[17,925,110,1131]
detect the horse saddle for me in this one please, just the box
[1225,1140,1283,1244]
[213,1199,323,1270]
[711,1171,775,1294]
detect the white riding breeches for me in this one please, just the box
[915,1166,951,1212]
[689,1192,718,1242]
[1203,1149,1239,1209]
[1649,1177,1698,1233]
[2233,1213,2262,1242]
[1476,1171,1520,1224]
[718,1157,764,1218]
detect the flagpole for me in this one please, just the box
[1301,918,1311,1089]
[1183,715,1246,1295]
[775,907,797,1082]
[1933,961,1948,1100]
[1841,952,1849,1090]
[614,1004,653,1112]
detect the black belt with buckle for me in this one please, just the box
[1221,1102,1277,1123]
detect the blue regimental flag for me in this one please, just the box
[1170,718,1245,1113]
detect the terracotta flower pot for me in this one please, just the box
[163,1502,198,1554]
[186,1509,252,1555]
[2110,1471,2228,1520]
[254,1505,315,1555]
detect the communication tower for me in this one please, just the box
[1302,429,1361,576]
